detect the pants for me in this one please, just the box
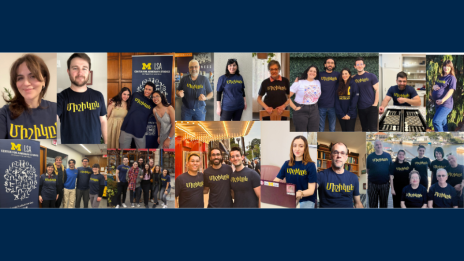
[55,189,63,208]
[432,106,452,132]
[75,189,90,208]
[319,107,336,132]
[63,188,76,208]
[116,182,128,206]
[338,117,357,132]
[358,106,378,131]
[130,187,141,204]
[299,201,315,208]
[392,182,408,208]
[42,200,56,208]
[368,181,390,208]
[119,130,146,149]
[161,187,171,205]
[90,194,101,208]
[292,103,319,132]
[141,180,151,207]
[220,109,243,121]
[152,183,160,204]
[420,175,428,191]
[181,104,206,121]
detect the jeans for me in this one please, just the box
[152,183,160,204]
[130,187,141,204]
[319,107,336,132]
[90,194,101,208]
[432,106,452,132]
[116,182,128,206]
[181,104,206,121]
[161,187,171,205]
[292,102,319,132]
[358,106,378,131]
[299,201,315,208]
[75,188,90,208]
[220,109,243,121]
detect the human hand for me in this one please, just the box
[39,196,43,203]
[157,137,160,144]
[177,90,184,97]
[56,194,59,200]
[198,94,206,101]
[436,99,443,105]
[165,191,168,195]
[276,105,285,114]
[244,102,247,110]
[163,139,170,148]
[216,107,221,116]
[265,107,273,114]
[294,77,299,83]
[432,85,440,91]
[379,106,385,114]
[294,107,301,111]
[97,197,101,202]
[343,115,350,120]
[397,97,406,104]
[391,189,396,196]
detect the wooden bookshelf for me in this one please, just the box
[317,147,360,176]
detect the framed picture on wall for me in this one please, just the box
[87,71,93,85]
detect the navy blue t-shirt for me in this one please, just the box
[431,159,450,185]
[352,73,378,109]
[120,92,155,138]
[318,71,340,108]
[276,161,317,203]
[428,183,458,208]
[367,152,392,184]
[117,164,130,183]
[217,74,245,111]
[335,80,359,119]
[76,166,93,190]
[317,168,360,208]
[432,75,456,109]
[401,184,427,208]
[89,173,105,195]
[446,164,464,187]
[177,75,212,109]
[389,161,411,193]
[57,87,107,144]
[161,174,171,189]
[410,157,431,188]
[0,100,57,139]
[386,85,418,106]
[39,173,59,201]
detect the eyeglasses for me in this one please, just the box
[332,151,347,156]
[437,175,447,178]
[356,63,364,66]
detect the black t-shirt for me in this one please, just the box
[446,164,464,187]
[389,161,411,194]
[428,183,458,208]
[76,167,93,190]
[57,87,107,144]
[0,100,57,139]
[258,77,290,109]
[431,159,450,185]
[204,165,233,208]
[410,157,431,188]
[120,92,155,138]
[401,184,427,208]
[89,173,105,195]
[230,167,260,208]
[175,172,204,208]
[39,173,59,201]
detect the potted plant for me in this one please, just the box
[106,178,118,207]
[252,53,276,63]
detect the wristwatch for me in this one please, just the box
[168,136,172,140]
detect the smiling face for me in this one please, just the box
[92,167,99,174]
[437,169,448,184]
[227,62,237,74]
[144,85,153,98]
[397,151,405,161]
[55,158,62,167]
[69,161,75,169]
[230,150,243,168]
[187,155,200,172]
[325,59,335,71]
[269,64,280,78]
[374,140,383,153]
[292,138,305,159]
[341,70,350,82]
[418,148,425,157]
[397,77,407,90]
[82,159,89,168]
[210,149,222,166]
[443,65,451,74]
[47,166,54,174]
[435,151,443,160]
[410,173,420,185]
[307,67,317,80]
[67,57,89,87]
[16,62,45,105]
[122,90,130,102]
[123,158,129,166]
[331,144,348,169]
[448,155,457,167]
[132,162,138,169]
[354,60,365,73]
[152,92,162,105]
[189,61,200,77]
[163,169,168,176]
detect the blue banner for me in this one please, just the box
[0,140,40,208]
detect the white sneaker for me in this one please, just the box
[115,205,120,209]
[137,204,141,207]
[162,205,167,208]
[131,203,135,208]
[150,199,154,203]
[161,203,165,206]
[122,203,127,208]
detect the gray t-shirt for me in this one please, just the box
[230,167,260,208]
[204,164,233,208]
[177,75,212,109]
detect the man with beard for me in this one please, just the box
[75,157,92,208]
[317,143,363,208]
[203,148,233,208]
[318,57,339,132]
[57,53,107,144]
[53,156,66,208]
[229,147,260,208]
[352,57,379,131]
[367,140,392,208]
[379,72,420,114]
[175,154,204,208]
[177,59,213,120]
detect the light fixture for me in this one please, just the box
[80,144,91,153]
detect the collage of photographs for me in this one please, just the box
[0,52,463,209]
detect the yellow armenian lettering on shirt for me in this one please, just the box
[186,84,204,89]
[394,93,410,98]
[320,77,337,81]
[434,192,451,199]
[339,96,350,100]
[45,178,56,182]
[231,176,248,183]
[209,174,230,181]
[406,193,423,198]
[326,183,354,192]
[448,172,462,178]
[161,178,167,182]
[81,171,92,174]
[67,101,100,112]
[226,80,243,84]
[186,181,203,188]
[396,166,410,171]
[267,85,287,91]
[373,158,389,162]
[355,78,369,83]
[415,161,428,165]
[287,168,307,176]
[9,122,57,139]
[134,98,151,109]
[433,165,446,169]
[90,178,99,182]
[436,79,446,84]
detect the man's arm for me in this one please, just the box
[175,197,179,208]
[203,187,210,194]
[427,200,433,208]
[205,91,213,100]
[379,96,391,114]
[253,186,261,208]
[230,189,234,199]
[354,195,363,208]
[100,116,107,144]
[373,83,379,106]
[115,169,120,182]
[405,95,421,106]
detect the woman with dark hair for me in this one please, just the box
[216,59,246,121]
[152,91,175,149]
[160,169,171,208]
[0,54,56,139]
[89,163,105,208]
[127,161,142,207]
[273,136,317,208]
[39,163,60,208]
[389,150,411,208]
[289,65,321,131]
[141,163,152,208]
[107,87,131,148]
[430,147,450,185]
[431,60,457,132]
[401,170,428,208]
[151,165,161,207]
[334,68,359,132]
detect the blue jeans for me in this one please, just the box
[432,106,452,132]
[181,104,206,121]
[319,107,336,132]
[299,201,315,208]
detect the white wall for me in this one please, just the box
[37,140,85,167]
[0,53,57,108]
[213,53,253,121]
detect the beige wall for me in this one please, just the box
[37,140,85,166]
[0,53,57,108]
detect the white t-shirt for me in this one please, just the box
[290,79,321,105]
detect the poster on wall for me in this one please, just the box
[0,140,40,208]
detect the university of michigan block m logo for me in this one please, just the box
[11,142,21,151]
[142,63,151,70]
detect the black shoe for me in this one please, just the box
[152,204,157,208]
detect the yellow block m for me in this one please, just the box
[142,63,151,70]
[11,143,21,151]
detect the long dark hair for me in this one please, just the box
[163,169,170,176]
[441,60,455,77]
[395,150,406,163]
[152,91,170,107]
[143,163,152,178]
[225,59,240,77]
[300,65,319,81]
[337,68,351,96]
[111,87,131,110]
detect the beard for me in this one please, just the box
[70,75,88,87]
[398,84,406,90]
[211,158,222,166]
